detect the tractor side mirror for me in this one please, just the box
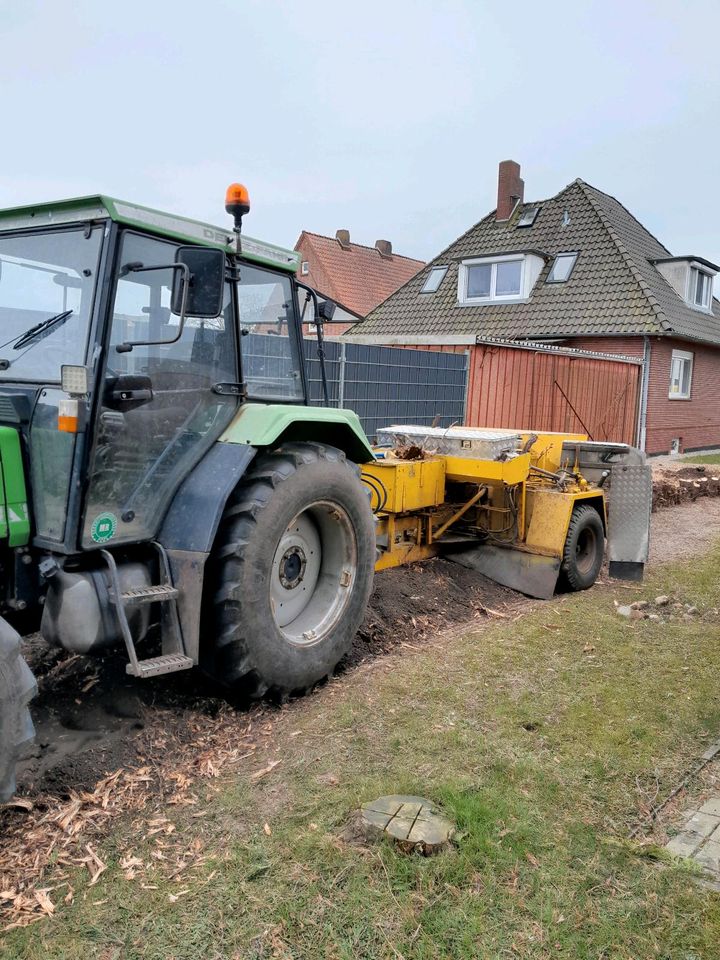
[171,246,225,318]
[103,373,154,412]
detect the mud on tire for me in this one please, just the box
[202,443,375,697]
[0,619,36,802]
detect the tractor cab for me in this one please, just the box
[0,195,312,557]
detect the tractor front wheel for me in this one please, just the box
[561,504,605,591]
[0,618,36,802]
[203,443,375,697]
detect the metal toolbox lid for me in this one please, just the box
[377,425,521,460]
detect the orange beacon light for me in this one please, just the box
[225,183,250,226]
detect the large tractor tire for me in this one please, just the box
[203,442,375,697]
[561,504,605,591]
[0,618,36,802]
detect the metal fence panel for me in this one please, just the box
[304,338,342,407]
[304,339,468,440]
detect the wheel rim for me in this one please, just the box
[575,526,597,576]
[270,500,358,646]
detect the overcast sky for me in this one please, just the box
[2,0,719,266]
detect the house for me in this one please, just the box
[294,229,424,335]
[347,161,720,455]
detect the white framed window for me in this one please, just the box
[690,267,712,309]
[301,261,310,276]
[458,253,543,304]
[460,256,522,302]
[547,252,578,283]
[669,349,693,399]
[420,265,448,293]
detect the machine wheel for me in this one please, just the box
[203,443,375,696]
[561,504,605,591]
[0,618,36,802]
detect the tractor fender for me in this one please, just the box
[218,403,375,464]
[160,407,373,555]
[158,441,258,663]
[159,442,257,555]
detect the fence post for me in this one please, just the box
[338,340,346,409]
[462,349,470,426]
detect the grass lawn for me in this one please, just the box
[683,453,720,465]
[5,547,720,959]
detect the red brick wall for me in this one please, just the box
[570,336,720,454]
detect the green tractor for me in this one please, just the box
[0,186,377,800]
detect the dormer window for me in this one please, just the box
[653,256,718,313]
[458,252,545,305]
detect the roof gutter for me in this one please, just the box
[474,337,643,364]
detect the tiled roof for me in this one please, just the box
[349,179,720,346]
[295,231,424,319]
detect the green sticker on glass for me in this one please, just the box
[91,512,118,543]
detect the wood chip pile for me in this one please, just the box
[0,705,278,931]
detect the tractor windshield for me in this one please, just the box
[0,227,103,382]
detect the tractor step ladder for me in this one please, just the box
[100,544,193,678]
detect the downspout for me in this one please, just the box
[637,336,651,451]
[462,348,470,425]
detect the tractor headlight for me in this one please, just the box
[61,364,89,396]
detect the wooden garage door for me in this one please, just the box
[466,344,641,445]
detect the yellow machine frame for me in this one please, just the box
[364,431,606,575]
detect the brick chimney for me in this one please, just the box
[375,239,392,258]
[496,160,524,221]
[336,229,351,250]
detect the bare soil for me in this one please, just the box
[13,561,523,799]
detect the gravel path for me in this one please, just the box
[649,498,720,565]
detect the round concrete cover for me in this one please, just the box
[361,794,455,851]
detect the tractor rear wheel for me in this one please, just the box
[0,618,36,802]
[203,443,375,696]
[561,504,605,591]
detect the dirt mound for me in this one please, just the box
[652,465,720,510]
[354,559,524,662]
